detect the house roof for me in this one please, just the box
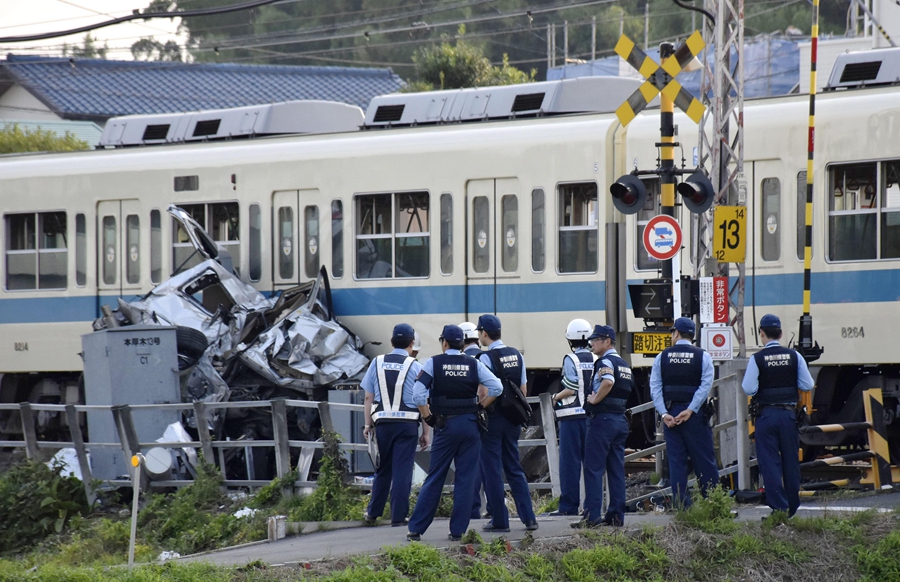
[0,55,404,121]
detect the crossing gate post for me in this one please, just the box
[862,388,893,489]
[538,392,561,497]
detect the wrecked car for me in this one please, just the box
[90,205,369,478]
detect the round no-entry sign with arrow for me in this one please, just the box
[643,215,682,261]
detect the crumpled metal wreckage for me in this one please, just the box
[91,205,369,476]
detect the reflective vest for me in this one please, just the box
[371,353,419,423]
[585,352,633,415]
[556,351,594,419]
[753,345,800,405]
[430,354,480,415]
[659,344,705,403]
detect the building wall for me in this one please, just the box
[0,85,60,122]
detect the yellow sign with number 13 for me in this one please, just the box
[713,206,746,263]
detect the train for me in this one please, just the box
[1,47,899,456]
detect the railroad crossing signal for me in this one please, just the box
[614,31,706,126]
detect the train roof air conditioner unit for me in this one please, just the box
[99,100,364,147]
[826,47,900,90]
[363,77,642,128]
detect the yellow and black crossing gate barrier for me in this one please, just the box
[798,388,894,489]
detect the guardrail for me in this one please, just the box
[2,379,890,507]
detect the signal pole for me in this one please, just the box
[660,42,676,284]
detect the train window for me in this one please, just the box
[828,162,877,261]
[501,195,518,272]
[210,202,240,267]
[38,212,67,290]
[396,192,429,278]
[126,214,140,284]
[356,192,429,279]
[558,182,598,274]
[150,210,162,284]
[278,206,294,279]
[249,204,261,281]
[473,196,490,274]
[5,213,35,290]
[305,205,319,278]
[532,189,545,273]
[76,213,87,287]
[331,200,343,278]
[440,193,452,275]
[635,178,661,271]
[172,202,240,272]
[102,215,117,285]
[881,160,900,259]
[761,178,781,261]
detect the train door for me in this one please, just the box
[96,199,143,300]
[465,179,522,334]
[748,159,786,339]
[272,189,320,291]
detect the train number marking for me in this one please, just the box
[713,206,746,263]
[14,342,28,352]
[841,327,864,339]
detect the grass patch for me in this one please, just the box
[673,486,738,534]
[855,528,900,581]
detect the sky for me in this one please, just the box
[0,0,183,60]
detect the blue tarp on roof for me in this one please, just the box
[548,36,800,99]
[1,55,405,119]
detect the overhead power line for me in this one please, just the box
[0,0,289,43]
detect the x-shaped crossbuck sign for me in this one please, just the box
[614,30,706,126]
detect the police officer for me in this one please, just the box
[649,317,719,508]
[573,325,632,528]
[460,322,481,357]
[549,318,594,516]
[361,323,427,526]
[477,314,539,533]
[407,325,502,541]
[741,314,814,518]
[460,321,488,520]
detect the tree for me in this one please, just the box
[62,34,108,59]
[408,27,534,91]
[132,38,184,61]
[0,125,90,155]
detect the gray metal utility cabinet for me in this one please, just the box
[81,326,181,480]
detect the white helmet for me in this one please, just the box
[458,322,479,341]
[412,332,421,352]
[566,318,592,341]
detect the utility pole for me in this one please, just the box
[696,0,745,353]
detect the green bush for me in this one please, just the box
[286,433,369,522]
[137,462,265,555]
[0,459,89,552]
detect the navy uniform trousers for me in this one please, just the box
[663,402,719,508]
[366,420,419,523]
[583,412,629,525]
[408,414,481,537]
[557,417,587,514]
[481,412,537,528]
[755,407,801,516]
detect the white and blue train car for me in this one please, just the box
[1,48,900,453]
[622,48,900,451]
[0,77,643,435]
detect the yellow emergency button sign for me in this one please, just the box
[131,454,141,467]
[713,206,747,263]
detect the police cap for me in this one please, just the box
[439,324,464,344]
[587,324,616,341]
[476,314,501,334]
[759,314,781,329]
[392,323,416,341]
[673,317,696,335]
